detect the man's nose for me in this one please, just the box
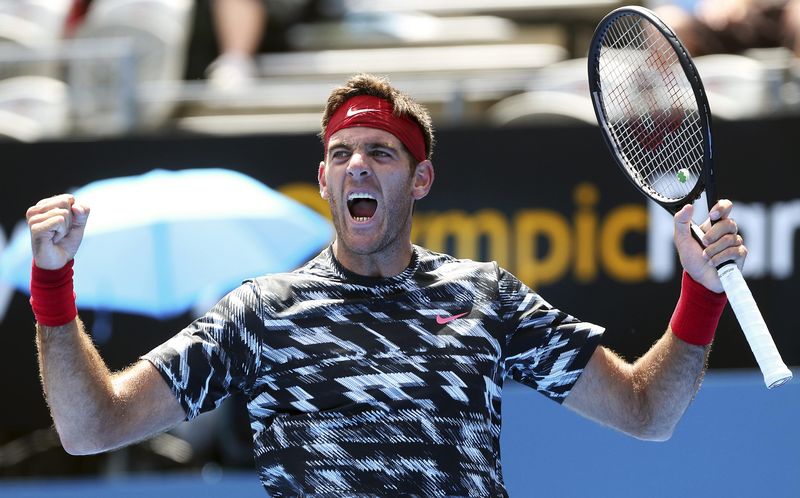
[347,153,371,177]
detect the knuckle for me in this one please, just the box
[718,218,735,232]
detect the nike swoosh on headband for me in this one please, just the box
[346,107,380,118]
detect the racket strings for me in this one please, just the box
[597,15,704,202]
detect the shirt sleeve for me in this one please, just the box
[141,282,263,420]
[499,268,604,403]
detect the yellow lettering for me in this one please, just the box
[418,209,510,268]
[280,181,650,286]
[515,210,570,289]
[600,205,647,282]
[411,212,426,246]
[278,182,331,219]
[574,182,599,283]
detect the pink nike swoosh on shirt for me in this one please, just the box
[435,312,468,325]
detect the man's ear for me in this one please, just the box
[318,161,328,199]
[412,160,434,200]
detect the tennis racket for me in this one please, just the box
[588,6,792,388]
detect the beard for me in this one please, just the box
[327,189,415,258]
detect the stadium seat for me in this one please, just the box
[71,0,194,132]
[0,75,69,141]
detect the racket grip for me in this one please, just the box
[717,264,793,388]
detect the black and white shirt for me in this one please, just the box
[144,246,603,497]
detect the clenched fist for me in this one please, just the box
[26,194,90,270]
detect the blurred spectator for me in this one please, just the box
[205,0,315,89]
[655,0,800,56]
[64,0,91,37]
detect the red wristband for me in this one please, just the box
[669,271,727,346]
[30,259,78,327]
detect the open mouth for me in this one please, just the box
[347,192,378,222]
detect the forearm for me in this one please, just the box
[627,330,709,440]
[567,335,708,442]
[36,317,121,454]
[626,270,725,439]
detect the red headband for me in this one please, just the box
[324,95,427,163]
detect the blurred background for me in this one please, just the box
[0,0,798,496]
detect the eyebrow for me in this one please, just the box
[328,140,400,152]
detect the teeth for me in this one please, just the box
[348,192,376,201]
[353,217,370,222]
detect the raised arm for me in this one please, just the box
[37,320,185,454]
[564,200,744,440]
[28,195,185,454]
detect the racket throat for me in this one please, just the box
[690,223,706,247]
[690,222,737,270]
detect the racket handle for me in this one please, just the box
[717,264,793,388]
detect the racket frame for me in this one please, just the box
[587,5,718,216]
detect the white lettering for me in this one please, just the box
[771,200,800,279]
[648,195,798,281]
[733,203,767,278]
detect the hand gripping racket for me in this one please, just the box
[588,6,792,388]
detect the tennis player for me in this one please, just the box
[27,74,745,496]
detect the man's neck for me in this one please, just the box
[332,241,414,278]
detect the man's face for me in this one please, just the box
[318,127,433,258]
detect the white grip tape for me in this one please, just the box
[717,264,793,388]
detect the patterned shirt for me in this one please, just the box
[143,246,603,497]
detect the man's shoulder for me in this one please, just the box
[414,246,497,268]
[246,258,336,289]
[415,245,500,279]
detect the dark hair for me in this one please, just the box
[319,73,435,160]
